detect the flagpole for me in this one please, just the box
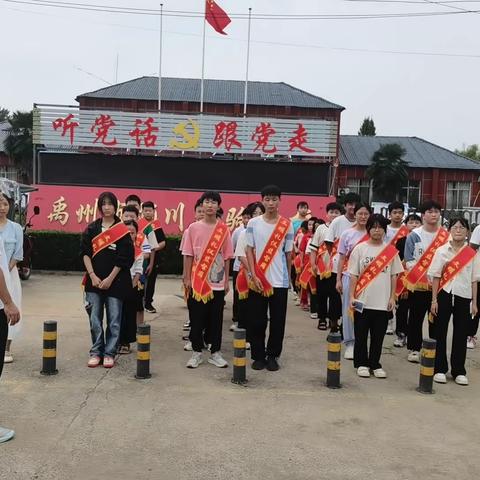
[243,7,252,116]
[200,1,207,113]
[158,3,164,113]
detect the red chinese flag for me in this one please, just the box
[205,0,231,35]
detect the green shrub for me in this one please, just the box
[30,231,183,274]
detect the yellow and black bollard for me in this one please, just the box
[41,321,58,376]
[231,327,248,385]
[326,332,342,389]
[135,323,152,379]
[417,338,436,394]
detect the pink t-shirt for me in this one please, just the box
[182,220,233,290]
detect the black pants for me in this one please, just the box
[318,273,342,322]
[237,297,251,342]
[310,287,318,315]
[353,309,388,369]
[144,263,159,307]
[120,288,140,345]
[469,290,480,337]
[0,310,7,378]
[433,290,470,377]
[188,291,225,353]
[291,265,298,293]
[248,288,288,361]
[407,290,434,352]
[232,271,239,323]
[396,294,410,336]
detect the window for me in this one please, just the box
[401,180,421,208]
[446,181,471,210]
[0,166,18,181]
[345,178,370,203]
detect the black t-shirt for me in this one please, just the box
[395,236,406,261]
[153,228,166,265]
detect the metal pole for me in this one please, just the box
[158,3,164,112]
[243,7,252,116]
[200,4,207,113]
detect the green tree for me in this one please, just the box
[455,144,480,161]
[4,110,33,183]
[358,117,376,136]
[366,143,409,202]
[0,108,9,123]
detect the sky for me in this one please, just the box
[1,0,479,150]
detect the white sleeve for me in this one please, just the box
[235,232,247,258]
[471,226,480,247]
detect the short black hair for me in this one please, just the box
[297,201,309,209]
[124,219,138,232]
[343,192,361,205]
[404,213,422,224]
[448,217,469,231]
[308,216,318,223]
[388,201,405,213]
[316,218,326,225]
[200,191,222,205]
[216,207,224,218]
[366,213,389,234]
[122,204,139,217]
[142,201,155,209]
[261,184,282,199]
[419,200,442,214]
[98,192,118,215]
[125,194,141,205]
[194,198,203,210]
[354,202,372,214]
[326,202,343,213]
[252,201,265,214]
[300,220,309,231]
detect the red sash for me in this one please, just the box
[191,222,229,303]
[250,217,291,297]
[293,252,303,274]
[403,228,449,292]
[298,262,317,293]
[150,219,162,231]
[316,243,331,279]
[236,266,249,300]
[390,224,409,246]
[343,232,369,272]
[438,245,476,292]
[134,232,143,259]
[328,238,339,271]
[92,222,130,257]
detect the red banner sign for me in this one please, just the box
[30,184,334,235]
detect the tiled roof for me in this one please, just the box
[340,135,480,170]
[77,76,344,110]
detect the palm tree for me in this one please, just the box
[366,143,409,202]
[4,110,33,183]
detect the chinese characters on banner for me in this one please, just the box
[31,185,334,235]
[34,108,338,158]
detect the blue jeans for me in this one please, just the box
[85,292,123,358]
[341,274,355,346]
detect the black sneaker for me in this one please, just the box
[251,359,266,370]
[266,356,279,371]
[145,305,157,314]
[317,319,327,330]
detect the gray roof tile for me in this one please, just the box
[340,135,480,170]
[77,76,344,110]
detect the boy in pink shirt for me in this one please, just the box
[182,191,233,369]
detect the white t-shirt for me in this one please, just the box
[0,240,11,309]
[471,225,480,247]
[324,215,356,273]
[246,216,294,288]
[348,242,404,311]
[130,256,144,278]
[234,230,247,259]
[385,225,401,244]
[232,225,246,272]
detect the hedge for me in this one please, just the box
[30,231,183,274]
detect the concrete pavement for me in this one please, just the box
[2,273,480,480]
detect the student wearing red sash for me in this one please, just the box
[349,214,404,378]
[308,202,343,330]
[82,192,134,368]
[393,213,422,348]
[118,220,144,354]
[182,191,233,369]
[142,201,166,314]
[336,203,372,360]
[467,224,480,349]
[429,218,480,386]
[403,200,446,363]
[298,217,317,311]
[246,185,295,371]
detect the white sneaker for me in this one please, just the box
[393,335,406,348]
[229,323,237,332]
[467,336,477,349]
[386,319,394,335]
[4,352,13,363]
[344,344,354,360]
[295,299,301,306]
[357,366,370,378]
[0,427,15,443]
[208,351,228,368]
[407,351,420,363]
[433,373,447,384]
[182,321,190,331]
[310,312,318,319]
[455,375,469,386]
[245,342,251,350]
[373,368,387,378]
[186,351,203,368]
[183,341,192,351]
